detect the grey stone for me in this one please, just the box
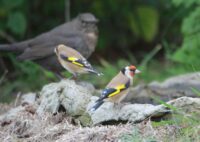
[167,96,200,114]
[21,93,37,105]
[0,106,25,123]
[36,79,94,117]
[125,72,200,104]
[87,96,200,125]
[87,97,170,124]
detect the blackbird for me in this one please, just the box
[0,13,98,77]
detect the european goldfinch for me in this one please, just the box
[90,65,140,111]
[54,44,102,79]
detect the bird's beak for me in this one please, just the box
[135,69,141,74]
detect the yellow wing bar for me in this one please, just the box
[108,84,126,97]
[67,57,84,67]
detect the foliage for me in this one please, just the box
[72,0,161,50]
[0,0,26,36]
[0,0,198,101]
[172,0,200,7]
[0,55,53,102]
[153,88,200,141]
[126,5,159,42]
[171,0,200,66]
[120,89,200,142]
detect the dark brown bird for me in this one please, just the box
[0,13,98,77]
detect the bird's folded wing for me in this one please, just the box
[17,44,54,61]
[107,84,127,97]
[33,32,89,54]
[18,33,89,61]
[97,84,128,102]
[60,54,93,69]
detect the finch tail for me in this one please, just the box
[88,69,103,76]
[0,40,31,53]
[0,45,14,51]
[90,100,104,112]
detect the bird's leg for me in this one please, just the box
[72,75,78,80]
[68,73,78,80]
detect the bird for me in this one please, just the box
[0,13,98,77]
[54,44,102,79]
[90,65,140,111]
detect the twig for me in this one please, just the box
[140,44,162,68]
[0,70,8,85]
[0,30,16,43]
[0,57,8,72]
[15,92,22,107]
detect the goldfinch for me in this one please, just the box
[90,65,140,111]
[54,44,102,79]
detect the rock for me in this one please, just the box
[21,93,37,106]
[0,106,25,126]
[125,72,200,104]
[35,76,200,125]
[88,96,200,125]
[0,103,13,115]
[167,96,200,114]
[87,97,170,124]
[36,79,94,125]
[76,81,96,92]
[0,92,38,126]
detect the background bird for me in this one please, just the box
[0,13,98,77]
[91,65,140,111]
[55,44,102,79]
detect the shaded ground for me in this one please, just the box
[1,72,200,141]
[0,102,199,142]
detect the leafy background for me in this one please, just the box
[0,0,199,102]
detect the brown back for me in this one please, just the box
[106,72,130,88]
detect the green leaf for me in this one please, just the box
[191,87,200,97]
[152,96,177,111]
[182,8,200,35]
[7,11,26,35]
[172,7,200,65]
[137,6,159,42]
[128,13,140,37]
[172,0,200,7]
[128,6,159,42]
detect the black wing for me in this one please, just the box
[96,88,117,102]
[97,80,131,102]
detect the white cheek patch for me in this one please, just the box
[125,70,132,79]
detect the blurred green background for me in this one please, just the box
[0,0,200,102]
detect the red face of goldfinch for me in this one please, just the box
[122,65,141,79]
